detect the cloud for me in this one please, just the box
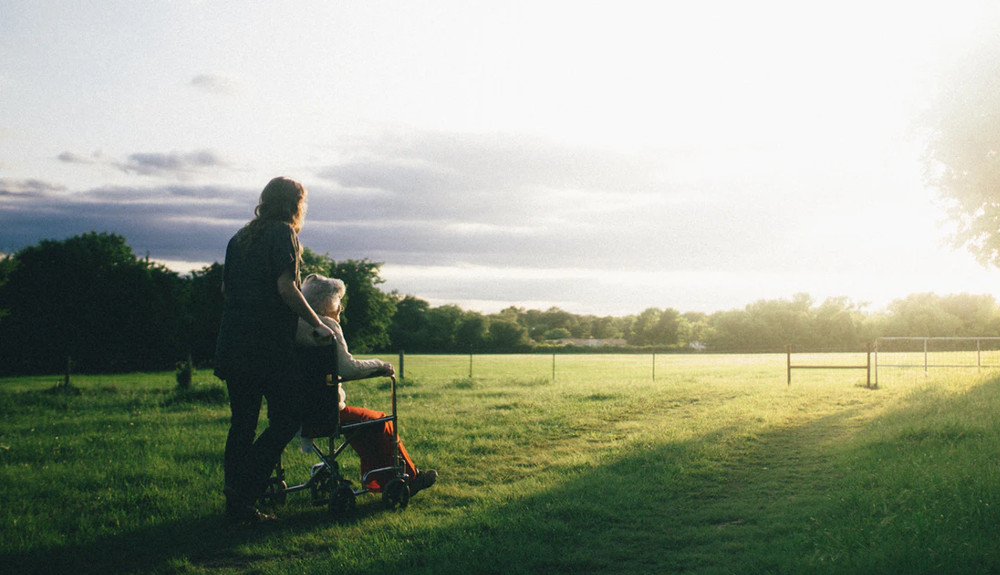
[0,180,250,263]
[56,148,227,180]
[319,132,661,197]
[56,150,107,164]
[189,73,237,94]
[0,128,966,314]
[303,131,798,273]
[0,178,66,197]
[57,151,91,164]
[116,150,229,179]
[311,132,674,232]
[83,184,238,204]
[10,134,801,284]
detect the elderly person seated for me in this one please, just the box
[295,273,437,496]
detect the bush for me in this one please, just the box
[175,354,193,390]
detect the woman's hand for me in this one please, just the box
[380,363,396,376]
[311,323,335,342]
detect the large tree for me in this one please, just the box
[455,311,490,351]
[487,319,529,350]
[0,232,187,374]
[187,263,224,364]
[423,305,464,351]
[626,307,682,347]
[0,253,15,325]
[922,39,1000,265]
[389,295,431,352]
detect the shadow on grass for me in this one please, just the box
[361,413,875,575]
[5,378,1000,574]
[0,494,389,574]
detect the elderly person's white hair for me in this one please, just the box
[301,273,346,315]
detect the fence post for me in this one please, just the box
[874,340,879,387]
[866,342,873,389]
[786,344,791,386]
[64,355,73,389]
[924,338,928,373]
[469,353,473,379]
[652,353,656,382]
[398,350,405,380]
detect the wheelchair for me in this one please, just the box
[258,345,411,516]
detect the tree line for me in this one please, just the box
[1,232,999,375]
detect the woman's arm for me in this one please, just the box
[276,267,335,340]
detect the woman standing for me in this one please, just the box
[214,177,335,524]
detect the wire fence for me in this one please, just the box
[369,351,791,386]
[785,344,873,388]
[874,337,1000,385]
[378,343,993,388]
[391,352,663,382]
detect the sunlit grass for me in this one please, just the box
[2,355,999,574]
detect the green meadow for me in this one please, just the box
[2,354,999,574]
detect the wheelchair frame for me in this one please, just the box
[259,346,411,516]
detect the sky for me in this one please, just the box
[2,1,999,316]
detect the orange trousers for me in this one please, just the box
[339,405,417,491]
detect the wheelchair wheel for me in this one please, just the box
[309,464,333,507]
[261,478,288,507]
[382,478,410,511]
[329,485,356,516]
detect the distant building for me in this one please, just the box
[553,338,627,347]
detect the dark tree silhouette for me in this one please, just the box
[0,232,186,374]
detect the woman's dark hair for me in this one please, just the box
[238,176,307,250]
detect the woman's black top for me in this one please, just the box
[214,221,300,380]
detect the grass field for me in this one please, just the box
[2,354,999,574]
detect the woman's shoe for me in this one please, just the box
[225,486,277,525]
[226,502,277,525]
